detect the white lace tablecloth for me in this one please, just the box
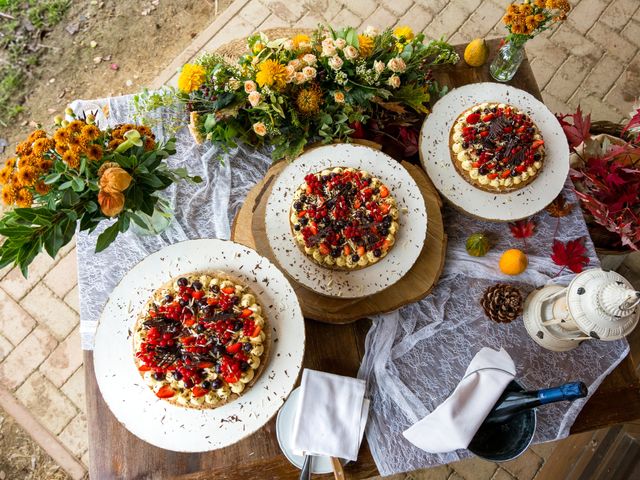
[73,95,629,476]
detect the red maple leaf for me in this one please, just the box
[508,219,536,249]
[621,107,640,136]
[556,105,591,149]
[551,237,590,275]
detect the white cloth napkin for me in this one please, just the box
[291,369,369,461]
[403,347,516,454]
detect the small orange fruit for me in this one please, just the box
[499,249,528,275]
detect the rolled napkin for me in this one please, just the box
[291,369,369,461]
[403,347,516,454]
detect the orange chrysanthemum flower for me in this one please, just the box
[62,150,80,169]
[1,184,16,205]
[86,144,104,161]
[67,120,85,134]
[35,181,50,195]
[32,138,54,156]
[81,124,101,140]
[15,188,33,208]
[28,129,47,142]
[16,166,38,187]
[53,128,70,144]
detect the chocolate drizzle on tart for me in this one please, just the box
[290,167,399,270]
[450,102,545,193]
[133,272,267,409]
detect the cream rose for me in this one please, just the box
[248,91,261,107]
[387,74,401,89]
[285,65,296,81]
[302,53,317,65]
[334,91,345,103]
[283,39,294,50]
[374,60,385,73]
[228,78,241,91]
[244,80,256,93]
[294,71,307,84]
[252,122,267,136]
[387,57,407,73]
[302,66,316,79]
[288,59,302,70]
[335,38,347,49]
[343,45,358,60]
[364,25,379,36]
[329,55,344,70]
[321,38,336,57]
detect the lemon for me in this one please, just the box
[464,39,489,67]
[499,249,528,275]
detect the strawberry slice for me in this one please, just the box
[379,185,389,198]
[224,373,240,384]
[531,139,544,149]
[221,286,235,295]
[192,386,208,397]
[192,290,204,300]
[240,308,253,318]
[197,362,214,368]
[226,343,242,354]
[466,113,480,124]
[252,325,262,337]
[487,173,498,180]
[501,170,511,178]
[138,365,152,372]
[156,385,175,399]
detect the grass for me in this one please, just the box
[0,0,71,126]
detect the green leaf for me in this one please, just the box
[204,114,216,131]
[59,180,73,190]
[44,224,64,258]
[71,177,85,192]
[95,222,120,253]
[44,173,62,185]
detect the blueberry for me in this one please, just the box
[178,299,187,307]
[233,296,240,305]
[351,254,359,262]
[153,372,165,381]
[192,280,203,290]
[300,217,309,226]
[331,249,341,258]
[233,321,243,331]
[172,371,183,380]
[183,378,194,389]
[294,201,303,211]
[491,106,497,112]
[201,380,211,390]
[213,345,226,356]
[294,224,301,231]
[299,195,307,203]
[243,343,253,352]
[240,361,250,372]
[212,379,223,389]
[210,284,220,293]
[374,249,382,257]
[215,364,222,374]
[462,142,469,149]
[163,294,173,303]
[177,277,188,287]
[379,228,389,236]
[511,169,519,177]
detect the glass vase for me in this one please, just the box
[131,197,174,236]
[490,41,526,82]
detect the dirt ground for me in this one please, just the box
[0,0,231,476]
[1,0,231,159]
[0,405,70,480]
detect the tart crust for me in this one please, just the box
[133,272,269,410]
[289,167,399,270]
[449,102,545,193]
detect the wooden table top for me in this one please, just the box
[84,39,640,479]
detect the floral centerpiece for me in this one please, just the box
[0,114,201,275]
[491,0,571,82]
[135,25,459,161]
[558,106,640,251]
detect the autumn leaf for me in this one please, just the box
[622,107,640,136]
[556,105,591,149]
[546,194,574,218]
[551,237,590,275]
[508,218,536,249]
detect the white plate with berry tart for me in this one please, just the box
[265,143,427,298]
[419,82,569,221]
[93,239,305,452]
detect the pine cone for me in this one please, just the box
[481,284,523,324]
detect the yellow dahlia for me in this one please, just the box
[358,34,374,57]
[256,59,288,89]
[178,63,207,93]
[15,188,33,208]
[295,83,323,116]
[292,34,311,50]
[82,124,101,141]
[86,144,104,162]
[393,26,414,42]
[1,184,15,205]
[16,166,38,186]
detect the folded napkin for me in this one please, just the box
[291,369,369,461]
[403,347,516,454]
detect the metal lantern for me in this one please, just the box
[523,268,640,352]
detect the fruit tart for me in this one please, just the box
[290,167,399,270]
[133,272,268,409]
[450,102,545,193]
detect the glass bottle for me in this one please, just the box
[490,41,526,82]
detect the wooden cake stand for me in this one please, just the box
[231,160,447,323]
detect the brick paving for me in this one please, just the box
[1,1,639,478]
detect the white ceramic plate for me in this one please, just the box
[93,239,305,452]
[265,143,428,298]
[276,387,346,474]
[419,82,569,221]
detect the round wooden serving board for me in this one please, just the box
[231,161,446,324]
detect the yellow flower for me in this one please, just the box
[1,184,16,205]
[53,128,70,144]
[62,150,80,169]
[291,34,310,50]
[177,63,207,93]
[27,129,47,142]
[35,181,50,195]
[255,59,288,90]
[16,141,32,156]
[15,188,33,208]
[82,124,101,140]
[252,122,267,137]
[67,120,85,134]
[0,165,12,184]
[108,138,123,151]
[358,34,374,57]
[144,137,156,151]
[32,138,54,156]
[98,190,125,217]
[252,42,264,54]
[86,144,104,161]
[295,83,323,116]
[16,166,38,187]
[5,158,16,169]
[55,142,69,155]
[393,26,414,42]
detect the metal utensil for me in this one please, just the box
[299,454,312,480]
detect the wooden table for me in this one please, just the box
[84,40,640,479]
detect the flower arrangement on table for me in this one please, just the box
[491,0,570,81]
[558,106,640,251]
[135,25,459,160]
[0,114,201,275]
